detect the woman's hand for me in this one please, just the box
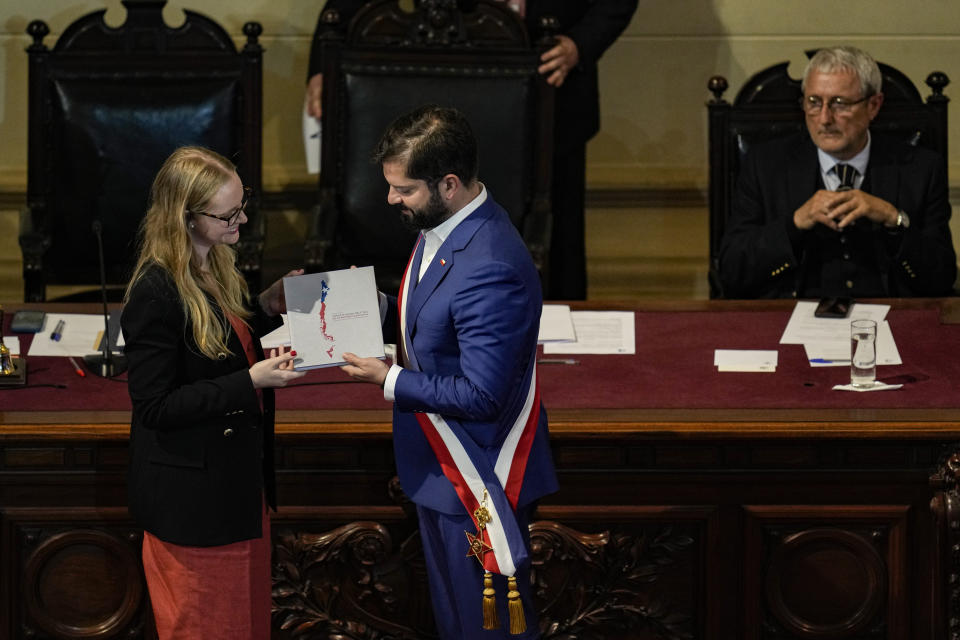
[250,346,305,388]
[259,269,304,316]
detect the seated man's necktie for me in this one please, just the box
[835,163,858,191]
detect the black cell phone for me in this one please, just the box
[10,310,47,333]
[814,296,853,318]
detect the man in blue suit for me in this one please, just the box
[342,105,557,639]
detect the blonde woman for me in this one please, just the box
[121,146,304,639]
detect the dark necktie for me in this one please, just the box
[835,163,858,191]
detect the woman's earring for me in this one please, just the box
[188,221,195,229]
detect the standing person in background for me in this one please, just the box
[122,146,305,639]
[306,0,638,300]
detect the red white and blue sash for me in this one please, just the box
[396,238,540,577]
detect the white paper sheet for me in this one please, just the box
[714,349,778,372]
[538,304,576,343]
[2,336,20,356]
[543,311,635,355]
[26,313,107,357]
[303,104,321,175]
[260,314,291,349]
[780,301,890,345]
[803,320,901,366]
[283,266,384,370]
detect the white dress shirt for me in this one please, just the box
[817,132,871,191]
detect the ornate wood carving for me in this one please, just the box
[271,518,696,640]
[322,0,530,50]
[930,447,960,640]
[531,521,695,640]
[272,521,433,639]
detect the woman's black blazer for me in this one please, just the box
[122,264,280,546]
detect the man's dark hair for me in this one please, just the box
[373,105,479,186]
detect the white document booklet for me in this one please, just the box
[282,266,384,370]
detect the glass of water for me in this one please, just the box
[850,319,877,388]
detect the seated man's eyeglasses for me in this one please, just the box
[189,186,252,225]
[801,95,871,115]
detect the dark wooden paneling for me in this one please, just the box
[3,508,150,639]
[744,506,910,639]
[1,433,953,639]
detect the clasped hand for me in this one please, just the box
[793,189,898,231]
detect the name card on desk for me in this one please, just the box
[714,349,778,372]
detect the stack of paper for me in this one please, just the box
[26,313,115,357]
[260,315,291,350]
[780,301,901,367]
[543,311,635,355]
[538,304,576,344]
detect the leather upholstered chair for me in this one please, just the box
[306,0,556,292]
[21,0,264,302]
[706,52,949,299]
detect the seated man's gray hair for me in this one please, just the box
[802,46,882,97]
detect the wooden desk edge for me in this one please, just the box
[3,408,960,440]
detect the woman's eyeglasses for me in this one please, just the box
[189,187,252,226]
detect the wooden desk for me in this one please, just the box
[3,300,960,639]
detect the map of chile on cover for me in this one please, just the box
[282,266,385,370]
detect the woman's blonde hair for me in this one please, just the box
[125,146,251,360]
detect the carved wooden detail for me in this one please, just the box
[763,528,886,638]
[930,447,960,640]
[272,520,432,639]
[744,505,909,640]
[531,521,695,640]
[322,0,530,50]
[14,521,146,639]
[271,517,697,640]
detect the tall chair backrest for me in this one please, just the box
[306,0,556,292]
[706,52,949,298]
[21,0,264,302]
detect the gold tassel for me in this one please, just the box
[482,571,499,630]
[507,576,526,634]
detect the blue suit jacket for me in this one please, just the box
[385,195,558,515]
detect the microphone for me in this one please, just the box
[83,220,128,377]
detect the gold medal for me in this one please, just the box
[465,489,494,566]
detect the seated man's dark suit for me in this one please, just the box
[719,132,957,299]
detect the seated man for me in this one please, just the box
[718,46,957,299]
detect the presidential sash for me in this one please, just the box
[396,234,539,632]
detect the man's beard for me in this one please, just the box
[398,186,450,231]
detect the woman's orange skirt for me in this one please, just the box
[141,501,271,639]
